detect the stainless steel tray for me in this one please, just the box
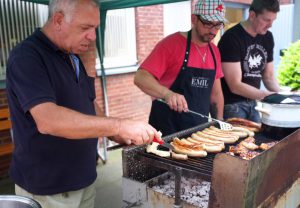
[0,195,41,208]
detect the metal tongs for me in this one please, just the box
[157,99,232,130]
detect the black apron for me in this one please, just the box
[149,30,217,136]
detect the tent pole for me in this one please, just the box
[96,12,109,163]
[98,63,109,163]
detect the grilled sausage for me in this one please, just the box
[191,133,225,148]
[186,137,223,153]
[202,128,240,140]
[232,126,255,137]
[226,117,261,129]
[209,126,248,138]
[171,151,188,160]
[146,142,171,157]
[171,138,207,157]
[196,131,238,144]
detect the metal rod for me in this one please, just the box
[173,167,183,208]
[0,1,6,76]
[13,1,21,43]
[5,0,13,52]
[2,0,9,62]
[8,0,16,49]
[98,24,109,162]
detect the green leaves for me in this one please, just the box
[278,40,300,91]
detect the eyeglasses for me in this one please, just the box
[196,15,224,30]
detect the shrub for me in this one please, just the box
[277,40,300,91]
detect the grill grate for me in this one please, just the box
[139,122,277,181]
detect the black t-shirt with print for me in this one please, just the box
[218,23,274,104]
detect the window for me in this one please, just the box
[96,8,137,71]
[0,0,47,85]
[163,1,191,37]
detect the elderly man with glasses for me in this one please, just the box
[134,0,226,136]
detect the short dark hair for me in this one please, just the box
[249,0,280,14]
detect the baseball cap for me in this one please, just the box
[193,0,227,23]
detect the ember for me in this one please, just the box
[150,174,210,207]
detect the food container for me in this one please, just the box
[255,102,300,128]
[255,93,300,128]
[0,195,41,208]
[255,93,300,138]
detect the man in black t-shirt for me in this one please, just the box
[218,0,280,122]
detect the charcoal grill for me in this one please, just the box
[122,121,300,208]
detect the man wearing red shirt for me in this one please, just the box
[135,0,226,135]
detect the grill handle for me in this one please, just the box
[255,106,271,115]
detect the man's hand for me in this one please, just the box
[113,119,160,146]
[164,91,188,113]
[260,90,277,100]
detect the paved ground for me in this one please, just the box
[95,149,124,208]
[0,149,124,208]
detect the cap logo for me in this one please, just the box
[216,4,224,12]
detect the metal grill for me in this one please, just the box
[0,0,47,80]
[123,125,300,207]
[139,122,276,181]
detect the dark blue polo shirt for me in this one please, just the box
[6,28,98,195]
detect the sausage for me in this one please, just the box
[171,151,188,160]
[202,128,240,140]
[232,126,255,137]
[196,131,238,144]
[146,142,171,157]
[191,133,225,147]
[171,138,207,157]
[226,117,261,129]
[186,137,223,153]
[209,126,248,138]
[240,141,259,150]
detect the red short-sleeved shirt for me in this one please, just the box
[140,32,224,88]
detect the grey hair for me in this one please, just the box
[48,0,99,23]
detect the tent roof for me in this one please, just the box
[26,0,190,61]
[22,0,190,71]
[24,0,189,11]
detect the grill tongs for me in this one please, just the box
[157,99,232,130]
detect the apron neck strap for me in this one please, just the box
[182,30,192,70]
[182,30,217,70]
[208,43,217,70]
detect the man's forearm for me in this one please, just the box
[134,69,170,99]
[210,100,224,120]
[263,78,280,92]
[30,102,121,139]
[210,80,224,120]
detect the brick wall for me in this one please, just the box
[136,5,164,63]
[0,88,11,179]
[0,89,8,107]
[81,4,164,122]
[0,89,10,147]
[80,43,152,122]
[97,74,151,121]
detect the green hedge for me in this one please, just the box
[277,40,300,91]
